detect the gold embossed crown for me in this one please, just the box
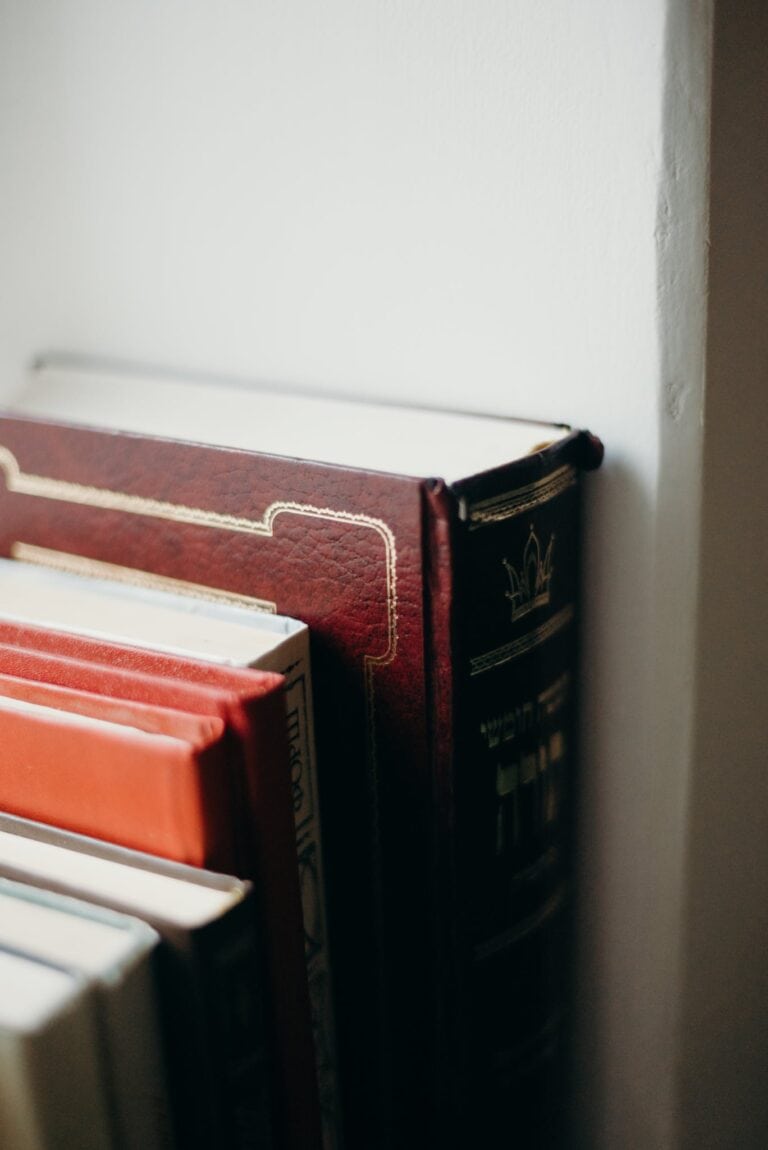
[502,526,555,623]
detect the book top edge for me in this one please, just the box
[6,365,587,484]
[0,814,249,929]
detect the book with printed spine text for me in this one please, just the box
[1,363,603,1148]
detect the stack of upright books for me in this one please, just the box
[0,362,601,1149]
[0,562,332,1150]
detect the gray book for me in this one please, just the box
[0,948,115,1150]
[0,878,172,1149]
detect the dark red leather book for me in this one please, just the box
[0,371,603,1149]
[0,636,319,1150]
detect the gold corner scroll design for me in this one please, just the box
[469,604,574,677]
[11,543,279,613]
[0,443,399,752]
[466,465,576,530]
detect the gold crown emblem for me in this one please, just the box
[502,526,555,623]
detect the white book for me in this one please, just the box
[0,555,339,1150]
[0,812,268,1150]
[0,948,115,1150]
[0,878,172,1149]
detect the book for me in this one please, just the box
[0,811,270,1150]
[0,635,319,1150]
[0,877,172,1149]
[1,362,603,1146]
[0,559,337,1150]
[0,688,239,866]
[0,947,115,1150]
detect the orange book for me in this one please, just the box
[0,682,238,869]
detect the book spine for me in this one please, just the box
[96,950,176,1150]
[159,896,273,1150]
[256,641,341,1150]
[197,907,274,1150]
[427,458,584,1146]
[235,685,322,1150]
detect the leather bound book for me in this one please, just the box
[1,364,603,1148]
[0,639,319,1150]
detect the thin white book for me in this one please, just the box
[0,555,338,1150]
[0,812,269,1150]
[0,948,115,1150]
[0,878,172,1149]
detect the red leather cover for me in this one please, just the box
[0,631,319,1150]
[0,412,601,1149]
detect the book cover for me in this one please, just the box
[0,948,115,1150]
[0,688,237,867]
[0,369,603,1147]
[0,812,270,1150]
[0,877,172,1149]
[0,638,319,1150]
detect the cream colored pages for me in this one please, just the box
[0,558,281,665]
[12,362,568,483]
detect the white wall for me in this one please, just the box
[0,3,719,1146]
[0,0,665,430]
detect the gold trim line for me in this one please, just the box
[0,444,398,672]
[11,543,278,613]
[467,465,576,529]
[469,604,575,676]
